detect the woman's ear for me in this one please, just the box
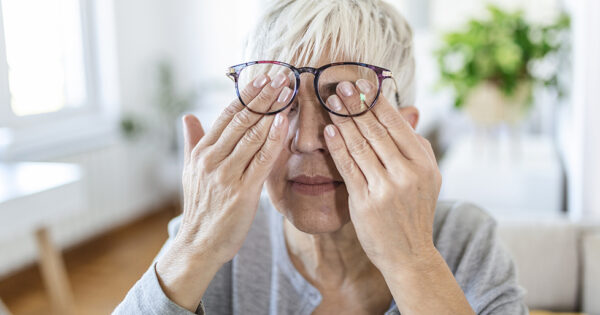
[398,106,419,129]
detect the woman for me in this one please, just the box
[115,0,527,314]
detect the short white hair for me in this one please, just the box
[243,0,415,107]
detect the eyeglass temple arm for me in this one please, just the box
[382,71,401,107]
[392,79,401,107]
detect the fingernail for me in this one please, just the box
[271,73,286,88]
[253,74,268,88]
[325,125,335,137]
[356,79,371,93]
[278,87,291,103]
[327,95,343,111]
[273,113,284,127]
[339,82,354,97]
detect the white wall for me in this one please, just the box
[562,0,600,221]
[158,0,262,130]
[112,0,170,114]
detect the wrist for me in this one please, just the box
[157,236,224,280]
[155,239,223,311]
[379,245,443,281]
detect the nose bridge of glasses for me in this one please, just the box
[293,67,319,94]
[297,67,318,75]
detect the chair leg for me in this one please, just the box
[0,298,13,315]
[35,227,76,315]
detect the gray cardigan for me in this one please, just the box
[114,195,528,314]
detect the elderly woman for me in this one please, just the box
[116,0,526,314]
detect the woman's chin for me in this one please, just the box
[288,209,348,234]
[266,178,351,234]
[279,190,350,234]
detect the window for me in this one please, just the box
[0,0,93,123]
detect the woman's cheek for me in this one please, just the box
[266,135,292,189]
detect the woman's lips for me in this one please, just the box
[289,175,343,196]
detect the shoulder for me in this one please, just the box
[433,201,527,313]
[433,200,496,242]
[432,200,498,271]
[434,200,496,227]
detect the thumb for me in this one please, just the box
[182,114,205,164]
[398,106,419,129]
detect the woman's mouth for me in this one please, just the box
[289,175,343,196]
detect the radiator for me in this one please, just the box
[0,139,177,276]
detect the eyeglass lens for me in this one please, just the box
[236,63,378,115]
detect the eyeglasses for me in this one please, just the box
[226,60,400,117]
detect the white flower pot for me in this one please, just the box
[463,81,532,126]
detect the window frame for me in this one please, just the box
[0,0,101,128]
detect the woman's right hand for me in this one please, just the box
[155,73,293,311]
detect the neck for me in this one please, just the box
[282,218,377,289]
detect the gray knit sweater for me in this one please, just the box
[114,194,528,314]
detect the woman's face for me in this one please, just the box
[265,55,418,234]
[265,66,349,234]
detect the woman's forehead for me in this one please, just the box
[283,40,357,68]
[288,53,354,68]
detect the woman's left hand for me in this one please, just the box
[323,79,442,276]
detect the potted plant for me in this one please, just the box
[436,5,570,126]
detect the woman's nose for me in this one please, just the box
[290,79,329,155]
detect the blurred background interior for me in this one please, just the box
[0,0,599,314]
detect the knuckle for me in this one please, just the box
[347,138,371,156]
[328,140,346,152]
[190,145,202,159]
[195,153,208,167]
[214,169,229,183]
[400,170,418,187]
[255,149,272,166]
[381,113,407,130]
[224,101,242,116]
[428,165,441,181]
[421,166,436,182]
[419,135,433,150]
[362,119,387,140]
[374,184,393,199]
[267,126,282,142]
[242,125,265,144]
[336,117,354,128]
[339,159,356,174]
[238,88,255,103]
[254,87,276,104]
[232,110,254,128]
[199,154,217,172]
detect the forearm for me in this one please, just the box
[155,240,223,312]
[382,248,476,315]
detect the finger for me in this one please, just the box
[210,73,291,162]
[326,94,386,185]
[369,93,428,161]
[224,86,293,173]
[182,114,205,165]
[323,124,366,197]
[198,74,271,149]
[336,80,407,172]
[243,110,290,185]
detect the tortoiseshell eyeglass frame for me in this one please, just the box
[226,60,400,117]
